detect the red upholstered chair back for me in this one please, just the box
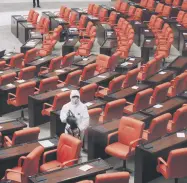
[148,15,157,29]
[85,21,93,35]
[116,18,125,30]
[118,117,145,146]
[0,72,16,85]
[37,17,45,28]
[21,146,44,183]
[32,12,39,25]
[99,8,108,22]
[10,53,24,69]
[108,75,126,93]
[154,17,164,30]
[18,66,36,80]
[39,76,58,93]
[133,88,153,112]
[162,5,171,17]
[165,0,172,5]
[92,4,99,17]
[15,81,36,106]
[107,52,120,72]
[81,63,97,81]
[128,6,136,17]
[61,52,76,68]
[150,82,171,105]
[78,15,87,29]
[148,113,172,142]
[69,12,77,26]
[103,99,126,121]
[119,2,128,14]
[89,26,96,38]
[42,18,50,34]
[57,133,82,165]
[27,9,35,22]
[0,61,6,70]
[167,148,187,178]
[64,8,71,20]
[80,83,98,102]
[146,0,154,11]
[123,68,140,88]
[140,0,148,7]
[172,0,180,6]
[182,14,187,26]
[88,108,102,126]
[176,11,185,23]
[95,172,130,183]
[108,11,117,25]
[52,91,71,110]
[173,106,187,132]
[59,6,67,18]
[155,3,164,14]
[24,48,38,64]
[96,54,110,73]
[65,70,82,86]
[88,4,94,14]
[49,56,62,72]
[12,127,40,145]
[134,8,143,21]
[182,2,187,11]
[115,0,122,11]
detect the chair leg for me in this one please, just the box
[122,160,132,173]
[175,178,178,183]
[20,108,28,121]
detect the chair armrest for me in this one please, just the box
[157,157,167,167]
[40,66,48,72]
[35,87,39,91]
[126,101,133,105]
[5,169,24,179]
[61,158,78,167]
[18,156,27,167]
[143,129,150,135]
[4,136,12,146]
[43,149,57,163]
[58,79,63,83]
[171,17,177,19]
[107,131,118,145]
[97,86,105,91]
[129,138,142,153]
[183,104,187,107]
[43,103,53,110]
[8,93,16,101]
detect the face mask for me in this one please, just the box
[71,97,79,105]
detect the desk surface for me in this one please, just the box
[73,54,97,67]
[22,39,41,48]
[104,83,149,101]
[0,68,20,76]
[12,15,26,21]
[63,38,79,46]
[168,56,187,71]
[29,158,112,183]
[42,11,57,17]
[101,39,117,48]
[20,22,34,28]
[142,97,186,117]
[143,38,155,48]
[0,137,58,160]
[0,52,19,62]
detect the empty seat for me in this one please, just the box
[155,3,164,15]
[56,6,67,18]
[63,8,71,22]
[92,4,100,17]
[99,99,126,123]
[81,63,97,81]
[42,91,71,116]
[123,88,154,114]
[69,12,77,27]
[88,108,103,126]
[101,11,117,27]
[143,113,172,142]
[87,4,94,14]
[114,0,122,11]
[61,52,76,68]
[9,53,24,69]
[18,66,36,80]
[162,5,171,18]
[4,127,40,147]
[146,0,154,11]
[119,2,128,14]
[0,72,16,86]
[23,48,38,65]
[27,9,35,22]
[31,12,39,26]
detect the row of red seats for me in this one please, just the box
[155,3,172,17]
[164,0,187,10]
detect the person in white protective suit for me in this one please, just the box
[60,90,90,140]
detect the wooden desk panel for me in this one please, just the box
[62,38,79,56]
[29,158,112,183]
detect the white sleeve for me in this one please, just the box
[60,105,68,123]
[79,105,90,131]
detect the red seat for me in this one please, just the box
[96,75,126,98]
[99,99,126,123]
[3,127,40,147]
[147,15,158,30]
[40,133,82,172]
[167,105,187,133]
[101,11,117,27]
[58,70,82,87]
[92,4,100,17]
[165,0,172,5]
[79,21,93,37]
[38,56,63,75]
[0,61,6,70]
[42,91,71,116]
[172,0,180,7]
[181,1,187,11]
[80,83,98,103]
[95,172,130,183]
[36,76,58,94]
[146,0,154,11]
[61,52,76,68]
[114,18,126,33]
[157,148,187,182]
[114,0,122,11]
[87,4,94,14]
[150,82,171,105]
[162,5,171,18]
[56,6,67,18]
[3,146,44,183]
[38,18,50,34]
[31,12,39,26]
[18,66,36,80]
[123,88,153,114]
[122,68,140,88]
[8,53,24,69]
[88,108,103,126]
[105,116,144,170]
[69,12,77,27]
[81,63,97,81]
[143,113,172,142]
[76,15,87,30]
[23,48,38,65]
[176,11,185,24]
[0,72,16,86]
[139,0,148,7]
[35,16,45,29]
[155,3,164,15]
[63,8,71,22]
[119,2,128,14]
[128,8,143,21]
[98,8,108,22]
[27,9,35,22]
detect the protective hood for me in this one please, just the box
[70,90,80,106]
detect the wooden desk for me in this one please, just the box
[144,69,176,86]
[67,28,79,39]
[51,17,69,30]
[11,15,26,38]
[0,77,40,115]
[73,54,97,69]
[50,99,106,137]
[96,23,110,46]
[87,15,100,25]
[142,97,186,117]
[0,137,58,179]
[20,39,42,54]
[100,39,117,56]
[167,56,187,74]
[28,85,78,127]
[88,120,120,160]
[179,32,187,56]
[29,158,112,183]
[18,22,35,44]
[80,71,119,87]
[25,54,58,74]
[62,38,79,56]
[140,28,154,47]
[141,38,155,64]
[42,11,57,30]
[29,31,43,40]
[40,65,79,81]
[116,57,143,73]
[72,8,87,20]
[135,130,187,183]
[99,5,113,17]
[104,83,150,102]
